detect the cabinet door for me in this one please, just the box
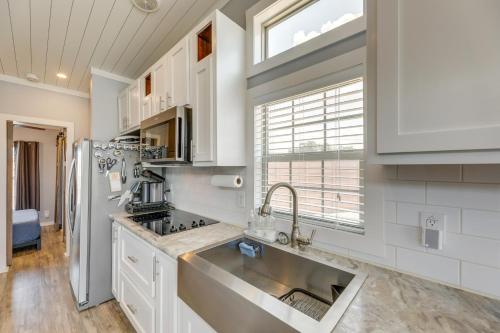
[153,57,169,115]
[118,88,129,133]
[142,96,153,121]
[129,80,141,128]
[168,37,190,107]
[178,299,216,333]
[155,251,177,333]
[111,222,121,300]
[192,56,215,163]
[377,0,500,154]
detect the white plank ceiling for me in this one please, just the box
[0,0,221,93]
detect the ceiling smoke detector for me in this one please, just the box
[131,0,160,13]
[26,73,40,82]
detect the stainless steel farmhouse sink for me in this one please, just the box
[178,238,367,333]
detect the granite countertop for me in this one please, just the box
[111,212,243,259]
[111,212,500,333]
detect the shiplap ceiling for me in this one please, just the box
[0,0,222,93]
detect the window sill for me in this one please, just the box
[246,16,366,78]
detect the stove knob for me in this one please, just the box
[169,225,178,233]
[179,223,186,231]
[191,221,199,228]
[199,219,206,226]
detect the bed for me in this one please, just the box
[13,209,41,250]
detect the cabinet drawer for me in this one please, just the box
[120,272,155,333]
[120,228,156,298]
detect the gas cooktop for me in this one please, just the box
[130,209,219,236]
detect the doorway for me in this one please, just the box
[8,122,67,260]
[1,114,74,269]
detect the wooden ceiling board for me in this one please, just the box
[44,0,74,85]
[111,0,176,75]
[65,0,116,89]
[0,0,18,76]
[8,0,31,78]
[30,0,52,81]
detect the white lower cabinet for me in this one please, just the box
[121,271,156,333]
[178,299,216,333]
[112,223,178,333]
[111,222,120,300]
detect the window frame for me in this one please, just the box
[246,0,366,78]
[247,47,386,257]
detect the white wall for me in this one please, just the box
[0,80,89,139]
[90,74,129,141]
[13,127,60,223]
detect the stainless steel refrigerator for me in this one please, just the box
[67,139,138,311]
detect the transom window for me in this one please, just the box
[254,78,364,233]
[264,0,364,59]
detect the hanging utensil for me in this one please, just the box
[98,158,106,174]
[120,158,127,184]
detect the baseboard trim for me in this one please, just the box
[40,220,55,226]
[0,266,9,274]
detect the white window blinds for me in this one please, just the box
[254,78,364,233]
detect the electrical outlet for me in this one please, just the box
[420,212,445,231]
[420,212,445,250]
[44,210,50,218]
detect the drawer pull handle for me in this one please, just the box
[126,304,137,314]
[127,256,138,263]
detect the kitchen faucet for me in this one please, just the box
[259,182,315,249]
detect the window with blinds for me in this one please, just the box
[254,78,364,233]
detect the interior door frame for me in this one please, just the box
[0,114,74,272]
[6,121,13,265]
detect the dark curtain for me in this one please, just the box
[54,133,66,230]
[14,141,40,211]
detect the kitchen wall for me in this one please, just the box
[90,73,129,141]
[0,80,90,139]
[164,1,500,300]
[13,127,60,224]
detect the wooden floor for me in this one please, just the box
[0,227,135,333]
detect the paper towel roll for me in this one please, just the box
[210,175,243,188]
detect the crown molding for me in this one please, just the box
[0,74,90,98]
[90,67,135,84]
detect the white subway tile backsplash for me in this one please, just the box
[396,202,461,233]
[385,181,426,203]
[427,233,500,269]
[426,182,500,211]
[462,209,500,240]
[384,201,397,223]
[461,262,500,298]
[397,165,462,182]
[385,223,423,251]
[462,165,500,184]
[349,246,396,268]
[396,248,460,285]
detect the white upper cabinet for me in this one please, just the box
[372,0,500,163]
[190,10,246,166]
[167,36,190,107]
[118,87,129,134]
[140,71,153,121]
[129,79,141,129]
[152,56,168,115]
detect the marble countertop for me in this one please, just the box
[111,212,500,332]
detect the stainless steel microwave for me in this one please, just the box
[140,106,192,164]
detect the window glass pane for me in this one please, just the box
[266,0,363,58]
[255,78,364,232]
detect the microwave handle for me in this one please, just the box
[177,113,184,161]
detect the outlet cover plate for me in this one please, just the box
[420,212,445,231]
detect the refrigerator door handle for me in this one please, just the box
[67,158,77,235]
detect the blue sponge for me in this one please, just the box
[239,242,257,258]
